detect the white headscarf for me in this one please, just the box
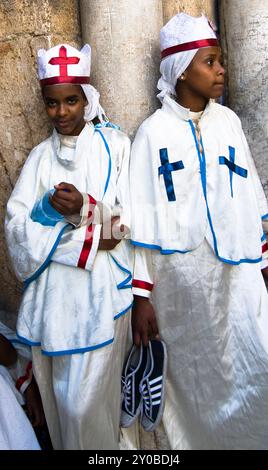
[81,84,107,123]
[157,13,218,102]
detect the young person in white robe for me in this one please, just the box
[5,43,133,450]
[129,13,268,449]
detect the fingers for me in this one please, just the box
[141,329,150,347]
[49,188,83,216]
[133,331,141,347]
[150,315,160,340]
[49,197,66,215]
[54,182,74,191]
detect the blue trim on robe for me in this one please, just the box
[23,223,70,289]
[95,121,120,130]
[131,239,190,254]
[262,213,268,220]
[261,233,267,242]
[114,302,133,320]
[110,255,133,289]
[94,128,112,199]
[16,332,41,347]
[42,338,114,356]
[16,303,132,356]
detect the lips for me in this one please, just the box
[58,120,70,126]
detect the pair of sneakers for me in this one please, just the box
[120,339,167,432]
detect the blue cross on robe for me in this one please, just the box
[158,148,184,201]
[219,146,247,198]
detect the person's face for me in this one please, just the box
[42,84,87,135]
[178,46,225,104]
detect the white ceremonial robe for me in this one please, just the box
[130,96,268,450]
[0,369,40,450]
[5,123,133,449]
[0,322,40,450]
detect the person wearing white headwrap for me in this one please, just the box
[128,13,268,449]
[5,43,133,449]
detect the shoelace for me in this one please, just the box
[140,377,163,418]
[140,381,151,414]
[121,376,131,406]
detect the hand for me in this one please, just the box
[262,266,268,280]
[132,295,160,347]
[49,182,83,216]
[24,377,45,428]
[0,334,17,367]
[98,216,126,250]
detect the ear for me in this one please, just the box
[178,72,186,82]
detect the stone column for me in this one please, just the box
[220,0,268,194]
[0,0,81,326]
[79,0,163,139]
[162,0,216,23]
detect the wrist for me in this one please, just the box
[134,295,150,303]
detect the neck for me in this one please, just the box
[175,87,208,112]
[176,95,208,112]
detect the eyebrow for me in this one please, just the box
[203,53,217,58]
[44,94,79,100]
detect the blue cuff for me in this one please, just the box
[31,190,64,227]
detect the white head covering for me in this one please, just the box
[37,43,107,123]
[157,13,218,102]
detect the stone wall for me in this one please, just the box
[0,0,81,326]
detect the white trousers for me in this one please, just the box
[32,313,129,450]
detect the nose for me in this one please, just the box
[217,62,225,76]
[57,103,67,117]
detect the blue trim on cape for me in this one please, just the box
[114,302,133,320]
[189,120,220,257]
[16,332,41,347]
[42,338,114,356]
[131,239,190,254]
[94,128,112,199]
[23,223,70,289]
[16,303,132,356]
[131,239,262,264]
[110,255,132,289]
[262,213,268,220]
[261,233,266,242]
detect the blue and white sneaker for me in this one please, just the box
[120,343,147,427]
[140,339,167,432]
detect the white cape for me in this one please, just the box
[5,123,133,354]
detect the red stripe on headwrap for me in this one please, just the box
[40,76,90,88]
[161,38,219,59]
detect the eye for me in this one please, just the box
[45,99,57,108]
[207,58,214,66]
[67,97,78,105]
